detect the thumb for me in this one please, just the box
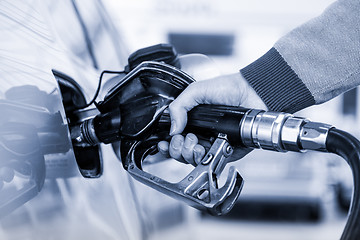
[168,83,204,135]
[168,106,187,136]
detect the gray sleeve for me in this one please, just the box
[240,0,360,113]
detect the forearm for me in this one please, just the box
[240,0,360,113]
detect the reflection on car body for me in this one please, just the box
[0,1,189,239]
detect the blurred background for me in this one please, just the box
[1,0,358,239]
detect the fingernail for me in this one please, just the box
[184,135,195,149]
[157,144,166,155]
[171,137,183,150]
[169,120,177,135]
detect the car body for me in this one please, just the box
[0,1,190,239]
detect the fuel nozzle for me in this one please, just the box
[72,103,333,155]
[158,105,333,153]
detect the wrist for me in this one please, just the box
[240,48,315,113]
[233,72,268,111]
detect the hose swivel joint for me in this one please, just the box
[240,109,332,152]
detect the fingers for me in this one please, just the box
[181,133,199,165]
[157,138,186,164]
[157,141,170,157]
[157,133,207,165]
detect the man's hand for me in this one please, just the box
[158,72,267,164]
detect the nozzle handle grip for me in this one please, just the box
[158,104,250,147]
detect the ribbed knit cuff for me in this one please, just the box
[240,47,315,113]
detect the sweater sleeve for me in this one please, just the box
[240,0,360,113]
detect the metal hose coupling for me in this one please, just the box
[71,110,121,147]
[240,109,333,152]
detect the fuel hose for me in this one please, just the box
[326,128,360,240]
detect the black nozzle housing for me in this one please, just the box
[125,43,180,73]
[159,105,250,147]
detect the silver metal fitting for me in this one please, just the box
[252,111,293,151]
[241,110,293,151]
[299,122,333,152]
[240,109,264,148]
[240,109,332,152]
[80,118,100,146]
[281,117,308,151]
[71,117,100,147]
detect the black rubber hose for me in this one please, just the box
[326,128,360,240]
